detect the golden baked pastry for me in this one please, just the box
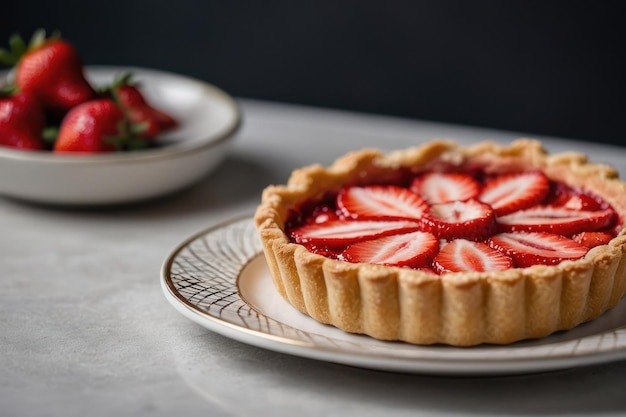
[254,139,626,346]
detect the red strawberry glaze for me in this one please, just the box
[284,168,622,274]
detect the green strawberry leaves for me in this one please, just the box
[0,29,59,67]
[0,34,27,66]
[103,119,150,152]
[41,126,60,144]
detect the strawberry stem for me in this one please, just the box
[105,81,149,137]
[107,83,123,107]
[113,72,134,87]
[129,121,149,135]
[126,137,150,151]
[0,82,17,95]
[103,119,149,152]
[96,71,135,96]
[27,29,47,50]
[0,34,25,66]
[0,28,61,67]
[42,126,60,143]
[8,34,26,59]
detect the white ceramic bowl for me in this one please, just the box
[0,66,241,205]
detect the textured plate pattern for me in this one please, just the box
[166,218,260,324]
[161,217,626,375]
[164,218,364,349]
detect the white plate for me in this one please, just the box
[0,66,240,205]
[161,216,626,376]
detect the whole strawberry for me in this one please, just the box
[0,29,96,117]
[101,73,177,138]
[0,88,46,150]
[54,99,147,153]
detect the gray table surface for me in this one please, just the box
[2,99,626,417]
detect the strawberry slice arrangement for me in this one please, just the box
[0,29,177,153]
[285,170,621,273]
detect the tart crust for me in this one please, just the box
[254,139,626,346]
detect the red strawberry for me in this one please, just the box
[342,230,438,268]
[0,30,95,116]
[550,189,604,211]
[433,239,513,273]
[420,198,497,241]
[497,206,616,235]
[107,73,177,138]
[53,99,147,153]
[571,231,613,248]
[290,219,421,247]
[478,171,550,216]
[488,232,589,267]
[337,185,428,220]
[410,172,480,204]
[0,89,46,150]
[556,194,603,211]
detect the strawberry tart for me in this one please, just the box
[254,139,626,346]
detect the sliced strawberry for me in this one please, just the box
[560,194,604,211]
[571,231,614,248]
[342,230,439,268]
[488,232,589,267]
[479,171,550,216]
[410,172,480,204]
[545,182,607,211]
[497,206,616,235]
[337,185,428,220]
[433,239,513,274]
[289,219,422,247]
[420,198,497,240]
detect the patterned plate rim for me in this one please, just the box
[161,215,626,375]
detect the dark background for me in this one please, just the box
[2,1,624,147]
